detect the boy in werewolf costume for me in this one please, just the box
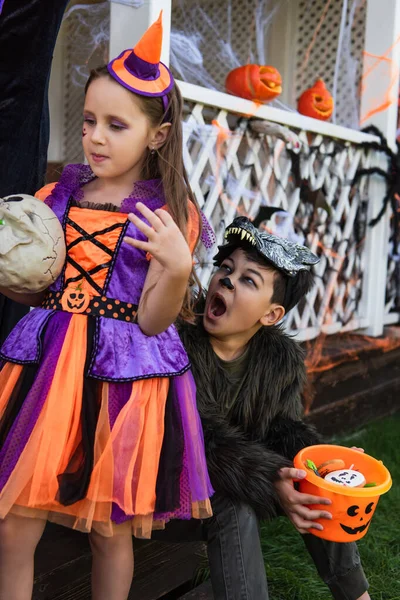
[156,216,370,600]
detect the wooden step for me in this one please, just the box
[178,580,213,599]
[306,376,400,435]
[33,524,205,600]
[304,327,400,435]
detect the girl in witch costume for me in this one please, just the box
[0,13,213,600]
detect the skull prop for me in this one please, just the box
[0,195,66,294]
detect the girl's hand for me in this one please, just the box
[275,467,332,534]
[124,202,192,277]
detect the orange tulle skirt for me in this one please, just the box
[0,315,212,538]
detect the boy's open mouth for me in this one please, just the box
[208,294,227,318]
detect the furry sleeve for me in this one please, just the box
[272,334,308,422]
[202,414,292,520]
[265,415,322,461]
[261,334,322,459]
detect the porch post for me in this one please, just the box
[48,23,66,163]
[109,0,172,65]
[358,0,400,336]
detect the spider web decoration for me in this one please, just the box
[63,2,110,165]
[171,0,366,128]
[170,0,279,91]
[294,0,366,129]
[61,0,368,164]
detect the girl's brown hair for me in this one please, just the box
[85,66,201,320]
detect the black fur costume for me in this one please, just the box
[179,317,321,520]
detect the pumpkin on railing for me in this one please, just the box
[225,64,282,103]
[297,79,334,121]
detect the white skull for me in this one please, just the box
[325,469,366,488]
[0,194,66,293]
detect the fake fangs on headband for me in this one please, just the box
[214,216,320,277]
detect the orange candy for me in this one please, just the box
[317,458,346,478]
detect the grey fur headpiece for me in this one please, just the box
[214,216,319,277]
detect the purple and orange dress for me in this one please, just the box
[0,164,213,538]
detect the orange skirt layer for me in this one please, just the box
[0,315,211,537]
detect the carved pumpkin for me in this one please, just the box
[225,65,282,103]
[0,194,66,294]
[297,79,334,121]
[61,285,91,314]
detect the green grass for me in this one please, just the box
[261,414,400,600]
[194,414,400,599]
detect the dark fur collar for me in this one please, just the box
[179,317,320,519]
[180,318,306,441]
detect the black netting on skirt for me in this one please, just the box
[0,362,38,451]
[57,317,101,506]
[155,382,184,514]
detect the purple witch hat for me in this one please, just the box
[107,11,174,114]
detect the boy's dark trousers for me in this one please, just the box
[153,493,369,600]
[0,0,69,344]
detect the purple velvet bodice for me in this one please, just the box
[0,164,193,381]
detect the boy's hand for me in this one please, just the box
[274,467,332,534]
[275,449,364,535]
[351,446,364,453]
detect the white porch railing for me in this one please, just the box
[178,81,397,341]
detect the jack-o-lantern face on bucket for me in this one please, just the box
[61,286,90,313]
[340,502,375,536]
[297,79,334,121]
[293,444,392,543]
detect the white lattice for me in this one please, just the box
[171,0,366,129]
[294,0,366,129]
[180,84,381,341]
[63,3,110,165]
[171,0,264,89]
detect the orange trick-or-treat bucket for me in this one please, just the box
[293,445,392,542]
